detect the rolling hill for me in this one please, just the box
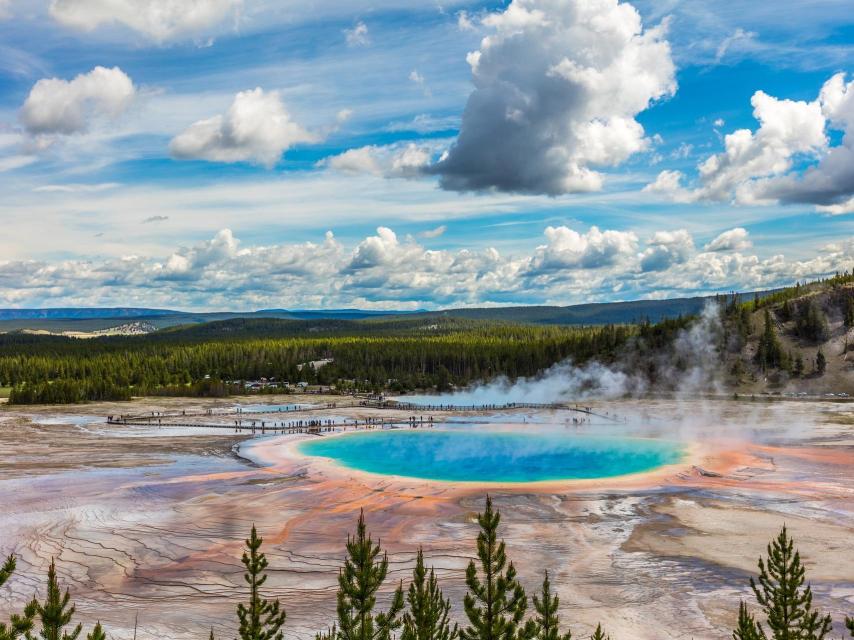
[0,291,765,336]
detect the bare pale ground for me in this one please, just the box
[0,395,852,640]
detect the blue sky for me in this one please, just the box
[0,0,853,310]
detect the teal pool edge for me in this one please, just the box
[296,429,686,483]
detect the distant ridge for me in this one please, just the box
[255,309,421,319]
[0,307,181,320]
[0,290,774,332]
[429,295,732,325]
[0,308,418,321]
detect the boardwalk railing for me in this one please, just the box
[105,398,623,427]
[105,415,434,434]
[371,400,623,422]
[110,401,356,424]
[380,400,562,412]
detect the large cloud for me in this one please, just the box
[169,88,318,168]
[19,66,136,135]
[530,225,638,270]
[49,0,241,41]
[760,73,854,211]
[1,226,848,309]
[639,229,694,272]
[649,73,854,213]
[430,0,676,195]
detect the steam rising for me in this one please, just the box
[403,303,726,406]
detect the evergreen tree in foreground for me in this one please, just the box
[84,624,105,640]
[845,617,854,637]
[30,558,82,640]
[401,548,458,640]
[749,526,832,640]
[324,511,404,640]
[237,526,287,640]
[460,496,533,640]
[0,555,37,640]
[0,555,14,586]
[531,572,571,640]
[589,624,609,640]
[732,602,761,640]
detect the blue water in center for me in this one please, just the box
[298,430,683,482]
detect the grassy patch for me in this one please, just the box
[0,386,11,399]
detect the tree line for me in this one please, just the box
[2,497,851,640]
[0,318,693,405]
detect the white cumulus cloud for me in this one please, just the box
[49,0,241,41]
[705,227,752,252]
[759,73,854,210]
[531,225,638,270]
[321,142,436,178]
[169,88,318,168]
[640,229,694,272]
[431,0,676,195]
[19,66,136,136]
[650,73,854,213]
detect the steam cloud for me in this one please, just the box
[407,303,726,406]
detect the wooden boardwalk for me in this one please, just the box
[106,397,624,431]
[110,401,355,424]
[380,400,623,422]
[106,415,435,434]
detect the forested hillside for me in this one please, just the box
[718,272,854,395]
[0,316,690,404]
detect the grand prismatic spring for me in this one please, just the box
[297,430,684,482]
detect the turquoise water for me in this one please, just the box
[298,430,683,482]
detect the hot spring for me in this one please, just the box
[297,429,684,483]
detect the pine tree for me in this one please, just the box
[0,555,14,586]
[30,558,82,640]
[749,526,832,640]
[460,496,532,640]
[732,602,761,640]
[236,526,287,640]
[401,548,458,640]
[794,354,804,377]
[84,624,105,640]
[531,572,570,640]
[0,555,37,640]
[845,617,853,637]
[815,350,826,375]
[329,510,404,640]
[588,625,609,640]
[756,310,784,371]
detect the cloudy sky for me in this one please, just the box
[1,0,853,310]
